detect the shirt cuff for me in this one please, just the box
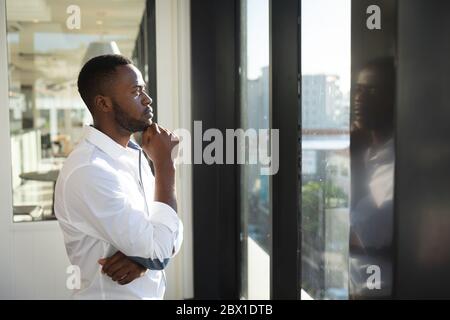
[148,201,179,233]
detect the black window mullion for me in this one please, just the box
[271,0,301,300]
[146,0,158,122]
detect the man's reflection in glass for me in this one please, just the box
[349,57,395,299]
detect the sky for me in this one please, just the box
[246,0,270,80]
[245,0,351,94]
[302,0,351,94]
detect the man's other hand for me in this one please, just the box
[98,251,147,285]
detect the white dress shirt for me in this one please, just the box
[350,138,394,298]
[54,125,183,300]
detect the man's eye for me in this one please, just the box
[133,88,146,95]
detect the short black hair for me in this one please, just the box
[77,54,132,112]
[363,56,396,90]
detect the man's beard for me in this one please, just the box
[111,100,149,133]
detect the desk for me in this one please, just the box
[19,170,60,217]
[19,170,59,182]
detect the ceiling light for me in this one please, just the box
[82,41,121,65]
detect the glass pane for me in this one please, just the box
[301,0,351,300]
[349,56,396,299]
[7,0,146,222]
[349,2,396,297]
[240,0,271,299]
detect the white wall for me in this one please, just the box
[155,0,194,300]
[10,224,72,299]
[0,0,193,299]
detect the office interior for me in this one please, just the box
[0,0,449,299]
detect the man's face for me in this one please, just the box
[109,64,153,133]
[354,68,393,131]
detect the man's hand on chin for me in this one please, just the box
[98,251,147,285]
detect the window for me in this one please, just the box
[6,0,147,222]
[239,0,271,299]
[301,0,351,300]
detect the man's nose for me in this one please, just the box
[142,92,152,105]
[354,89,365,102]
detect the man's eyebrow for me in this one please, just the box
[132,83,147,89]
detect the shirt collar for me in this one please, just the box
[83,125,141,159]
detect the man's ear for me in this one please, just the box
[94,95,113,113]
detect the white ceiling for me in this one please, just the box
[6,0,146,92]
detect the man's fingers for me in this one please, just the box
[118,271,137,286]
[103,251,122,271]
[111,267,130,282]
[143,124,154,139]
[145,122,178,138]
[158,126,179,143]
[157,125,174,136]
[143,123,161,141]
[151,123,161,134]
[159,126,170,134]
[171,132,180,143]
[101,251,124,274]
[105,259,128,278]
[143,123,179,146]
[98,259,107,273]
[161,127,178,141]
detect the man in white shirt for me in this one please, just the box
[349,57,395,299]
[54,54,183,299]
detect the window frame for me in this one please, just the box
[270,0,301,299]
[191,0,300,299]
[191,0,240,299]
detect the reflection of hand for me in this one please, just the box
[351,119,362,132]
[349,230,368,255]
[98,251,147,285]
[351,126,371,153]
